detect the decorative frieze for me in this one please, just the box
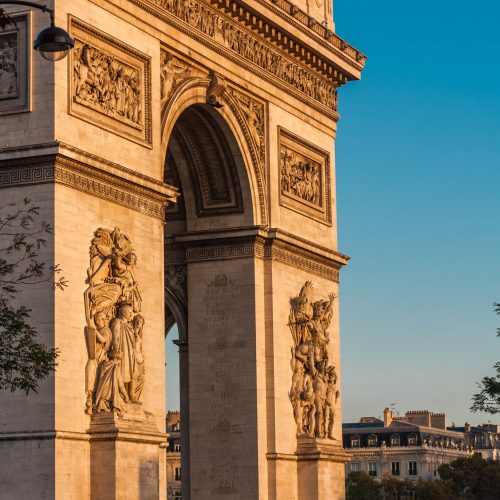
[279,127,331,225]
[289,282,339,439]
[0,12,30,115]
[163,233,342,282]
[131,0,342,116]
[69,17,152,147]
[0,152,176,220]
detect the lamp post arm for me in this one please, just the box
[0,1,54,24]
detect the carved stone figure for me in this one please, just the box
[281,149,322,207]
[0,33,17,99]
[160,52,193,106]
[230,88,265,162]
[73,40,142,125]
[288,282,339,439]
[151,0,339,110]
[84,227,146,415]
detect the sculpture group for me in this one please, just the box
[281,149,322,207]
[73,40,142,126]
[84,227,145,415]
[289,282,339,439]
[0,33,17,99]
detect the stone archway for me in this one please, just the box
[164,99,261,499]
[0,2,364,499]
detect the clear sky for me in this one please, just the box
[166,1,500,426]
[335,0,500,425]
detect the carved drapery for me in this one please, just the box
[84,227,146,415]
[279,128,331,225]
[0,12,30,115]
[69,18,152,147]
[288,282,339,439]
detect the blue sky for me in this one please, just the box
[167,1,500,426]
[335,0,500,425]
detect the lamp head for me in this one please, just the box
[34,25,74,61]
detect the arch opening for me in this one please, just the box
[164,102,256,500]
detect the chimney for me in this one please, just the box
[383,408,393,427]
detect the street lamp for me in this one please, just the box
[0,1,74,61]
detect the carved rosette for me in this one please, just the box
[84,227,145,415]
[288,282,339,439]
[279,128,331,225]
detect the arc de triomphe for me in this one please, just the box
[0,1,365,499]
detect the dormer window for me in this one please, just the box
[351,436,360,448]
[390,434,400,446]
[367,435,377,447]
[408,434,417,446]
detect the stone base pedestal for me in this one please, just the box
[296,437,350,500]
[88,404,166,500]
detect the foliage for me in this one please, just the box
[471,303,500,414]
[346,456,500,500]
[438,454,500,500]
[0,199,67,394]
[346,471,379,500]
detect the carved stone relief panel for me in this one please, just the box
[138,0,339,113]
[160,48,204,111]
[288,282,339,439]
[83,227,146,415]
[227,86,266,164]
[69,17,152,147]
[0,12,30,115]
[279,127,332,225]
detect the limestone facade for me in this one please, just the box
[343,409,476,481]
[0,1,365,499]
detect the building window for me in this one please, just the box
[175,467,181,481]
[350,436,360,448]
[408,434,417,445]
[409,461,417,476]
[174,444,181,452]
[351,462,361,472]
[368,462,377,477]
[391,462,400,476]
[390,434,400,446]
[367,435,377,447]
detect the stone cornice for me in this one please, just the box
[0,144,178,221]
[218,0,366,71]
[165,226,346,282]
[121,0,362,118]
[347,447,473,459]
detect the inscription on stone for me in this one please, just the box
[205,274,238,494]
